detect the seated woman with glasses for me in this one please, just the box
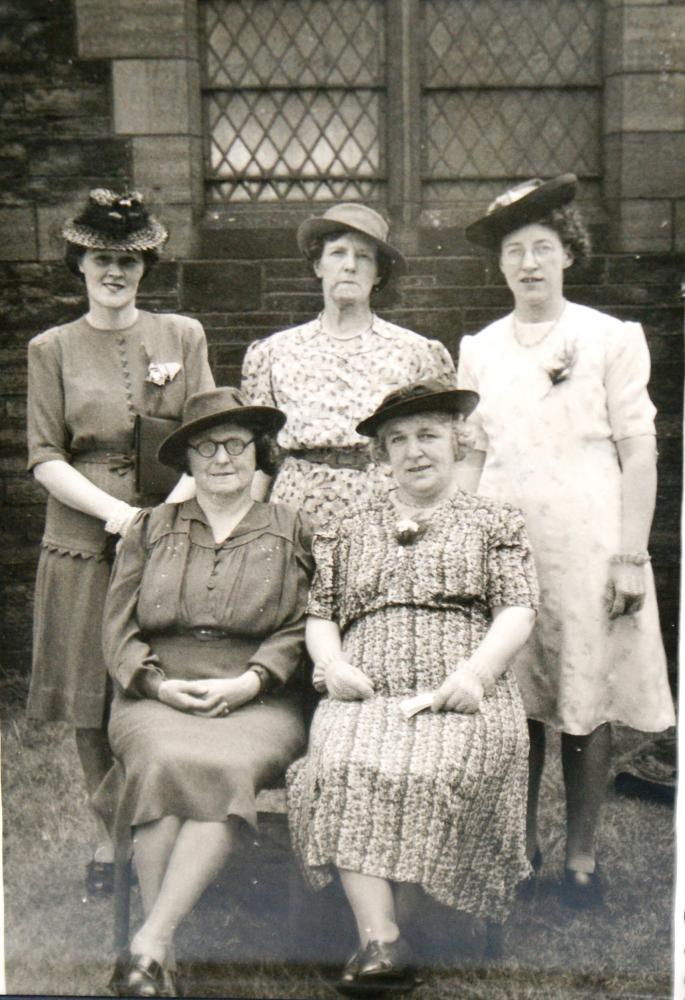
[96,387,313,998]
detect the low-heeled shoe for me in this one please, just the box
[109,953,176,997]
[357,937,416,991]
[334,948,366,996]
[561,867,603,910]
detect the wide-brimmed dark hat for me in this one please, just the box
[297,203,407,280]
[356,379,479,437]
[62,188,168,252]
[465,174,578,251]
[158,387,286,471]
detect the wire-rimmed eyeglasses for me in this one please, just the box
[189,436,255,459]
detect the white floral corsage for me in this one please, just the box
[395,517,428,546]
[146,362,182,386]
[543,340,577,393]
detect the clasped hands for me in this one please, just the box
[157,673,260,717]
[314,656,485,714]
[605,561,646,620]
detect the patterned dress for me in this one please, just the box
[287,490,539,921]
[241,314,456,527]
[26,312,214,727]
[457,302,675,736]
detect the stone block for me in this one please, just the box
[76,0,197,59]
[27,137,131,178]
[113,60,201,136]
[23,84,106,119]
[605,73,685,133]
[607,199,674,252]
[0,207,38,260]
[132,136,203,206]
[604,133,685,198]
[36,201,83,261]
[158,203,199,259]
[606,7,685,75]
[606,253,685,286]
[182,261,262,312]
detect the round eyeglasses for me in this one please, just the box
[189,436,255,459]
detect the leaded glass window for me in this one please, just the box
[201,0,386,204]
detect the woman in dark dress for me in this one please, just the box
[26,189,214,893]
[99,388,312,998]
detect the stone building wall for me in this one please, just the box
[0,0,682,690]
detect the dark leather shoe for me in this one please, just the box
[357,937,416,991]
[561,867,603,910]
[334,948,365,996]
[108,950,178,997]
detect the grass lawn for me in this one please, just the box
[1,708,675,999]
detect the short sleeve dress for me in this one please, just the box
[95,499,313,832]
[286,490,539,921]
[457,301,675,736]
[26,311,215,728]
[241,314,457,526]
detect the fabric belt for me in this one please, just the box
[172,627,233,641]
[74,448,135,475]
[288,447,371,470]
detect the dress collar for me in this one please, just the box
[297,312,394,345]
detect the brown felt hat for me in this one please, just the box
[158,387,286,471]
[465,174,578,251]
[356,379,479,437]
[297,203,407,280]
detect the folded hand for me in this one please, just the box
[431,666,483,714]
[158,674,259,717]
[605,562,646,619]
[324,659,374,701]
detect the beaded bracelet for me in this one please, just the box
[609,552,651,566]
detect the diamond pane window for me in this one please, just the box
[201,0,386,204]
[421,0,603,204]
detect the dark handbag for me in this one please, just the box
[133,414,181,498]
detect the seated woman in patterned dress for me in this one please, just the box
[97,388,313,998]
[287,381,539,996]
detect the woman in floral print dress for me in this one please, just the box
[458,175,675,907]
[241,203,456,527]
[26,189,214,893]
[287,382,538,995]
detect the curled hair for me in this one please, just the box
[526,206,592,267]
[305,230,394,291]
[369,411,471,465]
[64,242,160,282]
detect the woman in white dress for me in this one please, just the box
[457,174,675,907]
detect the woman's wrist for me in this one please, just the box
[460,658,497,694]
[610,552,650,566]
[104,500,140,535]
[246,665,269,695]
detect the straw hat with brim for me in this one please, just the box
[158,387,286,472]
[62,188,168,252]
[297,203,407,279]
[465,174,578,251]
[356,380,479,437]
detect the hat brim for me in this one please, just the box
[62,218,168,252]
[465,174,578,251]
[297,217,407,277]
[356,389,479,437]
[158,405,286,471]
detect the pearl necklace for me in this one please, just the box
[512,304,567,348]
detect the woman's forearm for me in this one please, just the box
[33,459,136,525]
[468,605,536,684]
[306,616,344,664]
[616,435,657,553]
